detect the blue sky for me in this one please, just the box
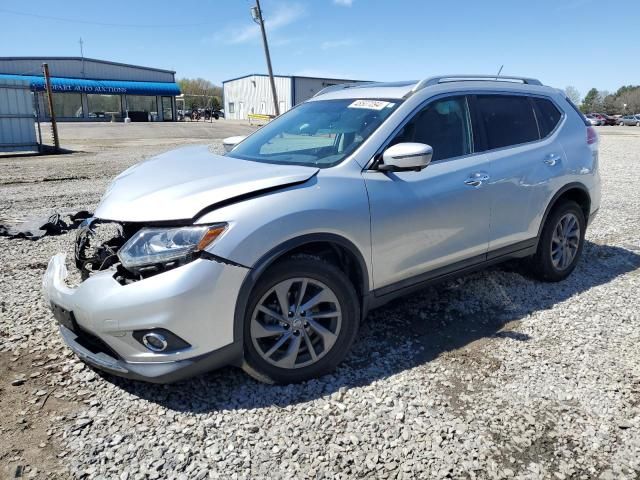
[0,0,638,99]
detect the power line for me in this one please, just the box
[0,8,210,28]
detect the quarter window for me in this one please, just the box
[476,95,539,149]
[534,98,562,137]
[391,96,473,161]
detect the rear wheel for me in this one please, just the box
[530,200,586,282]
[242,258,360,384]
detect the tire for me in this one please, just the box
[530,200,586,282]
[242,258,360,384]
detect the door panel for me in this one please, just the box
[364,156,491,290]
[473,94,566,250]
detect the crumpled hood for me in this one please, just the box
[94,145,318,222]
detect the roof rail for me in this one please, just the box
[313,82,375,98]
[407,74,543,97]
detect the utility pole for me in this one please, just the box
[79,37,85,78]
[251,0,280,116]
[42,63,60,150]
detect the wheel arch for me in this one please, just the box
[232,233,371,352]
[537,182,591,239]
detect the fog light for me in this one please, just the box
[142,332,168,352]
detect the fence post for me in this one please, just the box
[42,63,60,151]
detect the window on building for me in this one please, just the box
[391,96,473,161]
[228,102,235,113]
[127,96,157,116]
[45,93,83,118]
[87,94,122,119]
[476,95,539,149]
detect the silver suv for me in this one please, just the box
[43,75,601,384]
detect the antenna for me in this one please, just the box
[495,64,504,79]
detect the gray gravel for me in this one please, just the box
[1,125,639,479]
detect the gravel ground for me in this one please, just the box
[1,125,639,479]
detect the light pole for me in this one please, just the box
[251,0,280,116]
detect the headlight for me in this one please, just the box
[118,224,227,269]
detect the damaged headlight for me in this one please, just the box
[118,224,227,269]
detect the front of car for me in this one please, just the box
[42,91,403,383]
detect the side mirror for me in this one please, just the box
[379,142,433,172]
[222,135,247,153]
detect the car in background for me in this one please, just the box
[618,114,640,126]
[598,113,617,126]
[585,114,601,126]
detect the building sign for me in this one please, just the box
[0,74,181,97]
[50,83,127,94]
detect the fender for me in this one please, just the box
[231,233,370,357]
[536,182,591,240]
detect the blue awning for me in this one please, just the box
[0,74,181,96]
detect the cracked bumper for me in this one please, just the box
[42,253,248,382]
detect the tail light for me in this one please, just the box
[587,126,598,145]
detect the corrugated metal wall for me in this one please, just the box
[0,58,174,83]
[223,75,292,120]
[293,77,361,104]
[0,78,37,153]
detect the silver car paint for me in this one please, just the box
[96,144,318,222]
[42,78,601,376]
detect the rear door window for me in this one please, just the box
[534,98,563,137]
[476,95,540,149]
[390,96,473,161]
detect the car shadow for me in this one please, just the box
[104,240,640,412]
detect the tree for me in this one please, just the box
[581,88,600,113]
[177,77,223,109]
[564,86,581,105]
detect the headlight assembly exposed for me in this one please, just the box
[118,224,227,269]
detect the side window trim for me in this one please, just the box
[532,97,566,139]
[367,93,475,170]
[471,92,566,154]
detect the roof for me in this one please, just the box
[222,73,367,84]
[0,57,176,74]
[0,74,180,96]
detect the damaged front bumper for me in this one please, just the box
[42,253,248,383]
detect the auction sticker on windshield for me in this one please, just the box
[348,100,392,110]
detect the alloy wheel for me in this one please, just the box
[250,277,342,369]
[550,212,581,270]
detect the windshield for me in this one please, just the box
[227,99,400,167]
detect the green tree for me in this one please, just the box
[177,77,223,110]
[581,88,600,113]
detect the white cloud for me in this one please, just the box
[217,3,306,45]
[321,38,355,50]
[333,0,353,6]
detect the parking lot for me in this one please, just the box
[1,123,639,479]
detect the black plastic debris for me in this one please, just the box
[0,210,92,240]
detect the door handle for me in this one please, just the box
[464,173,490,187]
[544,153,560,166]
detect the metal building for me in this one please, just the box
[222,74,368,120]
[0,57,181,122]
[0,77,38,153]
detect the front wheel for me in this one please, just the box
[529,200,586,282]
[242,258,360,384]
